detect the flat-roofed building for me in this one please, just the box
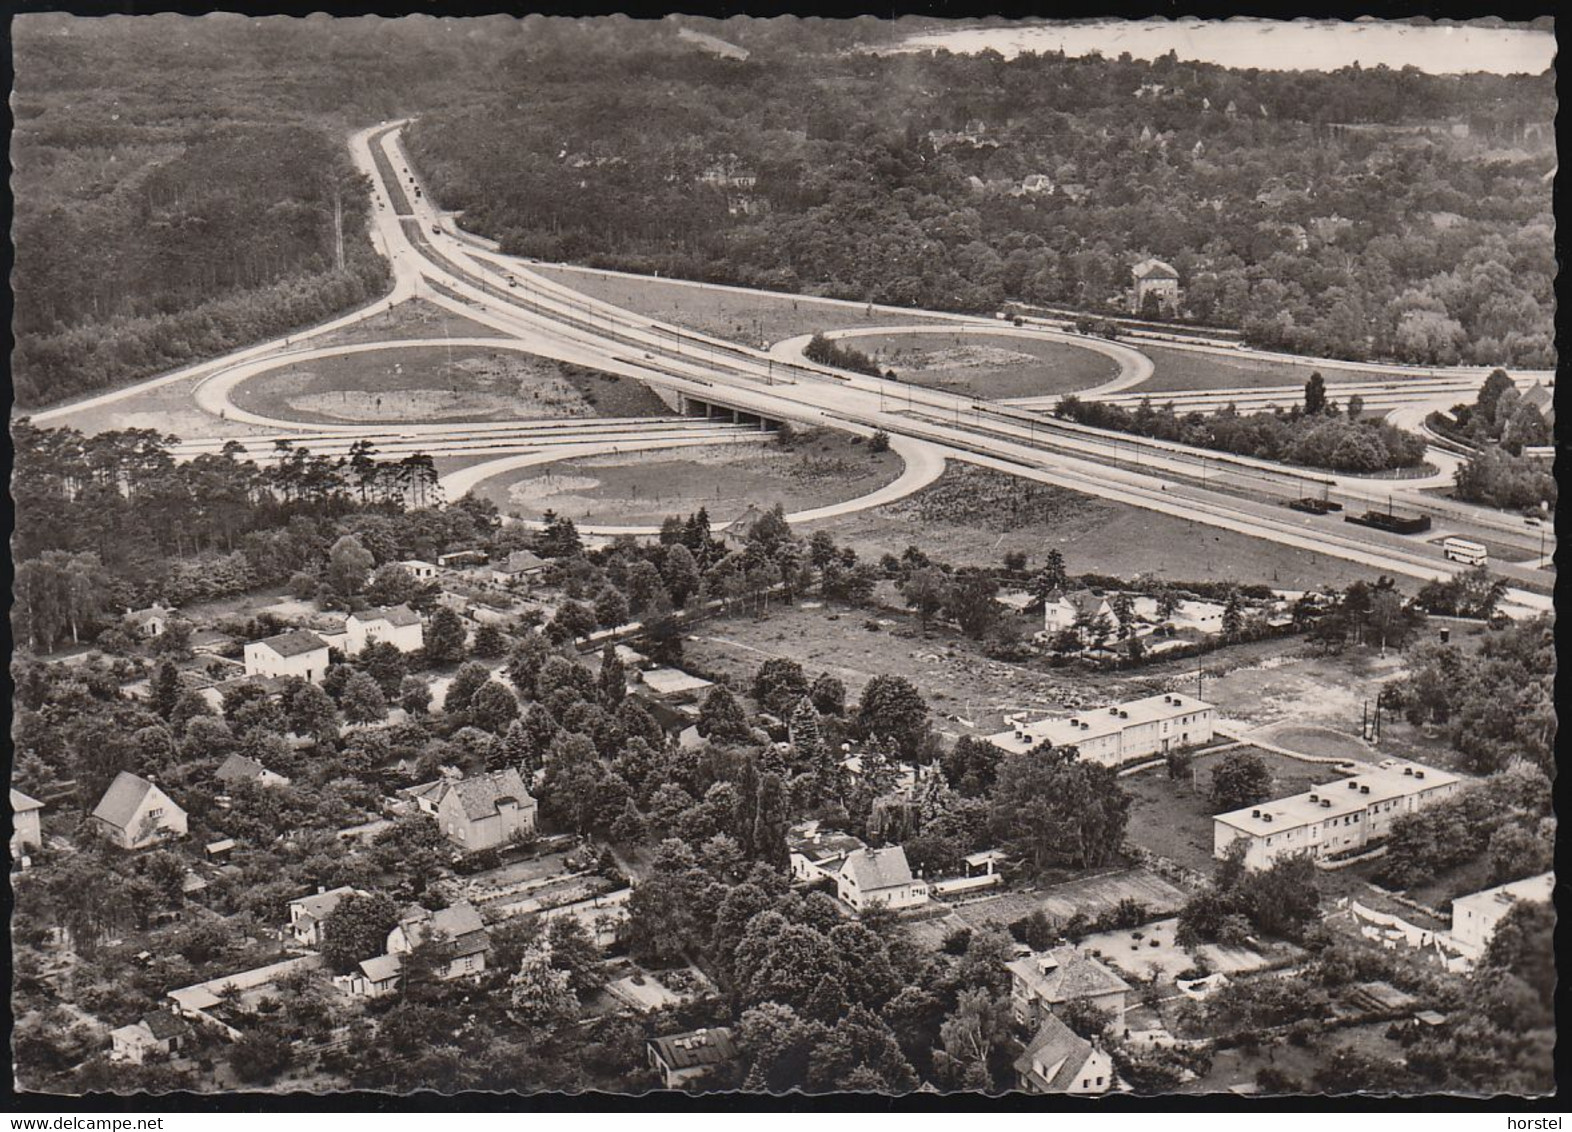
[984,693,1214,768]
[1213,760,1462,870]
[1450,872,1553,956]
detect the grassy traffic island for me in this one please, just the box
[851,330,1120,398]
[228,345,670,426]
[468,428,905,527]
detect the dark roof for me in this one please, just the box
[1008,948,1133,1004]
[215,753,267,784]
[402,901,490,958]
[1013,1014,1094,1092]
[141,1012,191,1042]
[91,771,161,831]
[650,1027,738,1071]
[256,629,329,658]
[444,768,534,822]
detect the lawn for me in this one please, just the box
[1184,1022,1413,1095]
[852,331,1120,399]
[1119,747,1336,876]
[526,263,956,346]
[469,431,902,526]
[808,465,1379,591]
[950,869,1192,934]
[1137,345,1390,394]
[230,345,670,426]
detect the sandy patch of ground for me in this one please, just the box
[289,388,531,421]
[855,331,1120,399]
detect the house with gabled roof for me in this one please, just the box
[492,550,549,587]
[409,767,537,852]
[648,1026,739,1090]
[346,604,424,655]
[1014,1013,1114,1095]
[125,603,174,639]
[1130,257,1180,314]
[92,771,187,850]
[836,845,929,913]
[215,753,291,790]
[386,900,491,979]
[1042,588,1113,636]
[1007,946,1132,1030]
[109,1012,192,1064]
[11,789,44,856]
[244,629,329,683]
[287,885,367,947]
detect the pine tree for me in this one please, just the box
[598,643,627,709]
[502,718,532,772]
[151,660,182,720]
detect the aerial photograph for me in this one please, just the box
[8,12,1557,1103]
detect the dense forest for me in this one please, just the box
[404,21,1555,368]
[9,14,529,408]
[12,15,1556,408]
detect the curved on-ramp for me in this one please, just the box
[441,433,947,536]
[772,323,1153,400]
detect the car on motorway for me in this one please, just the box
[1524,516,1544,528]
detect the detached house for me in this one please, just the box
[215,753,291,790]
[1042,588,1113,636]
[109,1013,192,1064]
[287,885,367,947]
[244,630,330,683]
[1130,257,1181,314]
[125,604,174,639]
[346,605,424,655]
[409,767,538,852]
[11,789,44,857]
[648,1027,739,1091]
[836,845,930,913]
[1007,947,1132,1030]
[386,901,491,979]
[1014,1014,1114,1095]
[492,550,549,587]
[91,772,187,850]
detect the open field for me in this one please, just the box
[526,263,956,346]
[469,431,902,526]
[853,331,1120,399]
[1119,746,1342,875]
[230,345,670,426]
[1184,1022,1414,1096]
[950,869,1192,933]
[35,374,279,440]
[806,465,1379,591]
[312,296,501,348]
[1138,345,1391,395]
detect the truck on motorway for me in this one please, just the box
[1345,509,1432,535]
[1287,497,1343,515]
[1442,537,1489,566]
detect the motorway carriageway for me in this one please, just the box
[366,126,1553,610]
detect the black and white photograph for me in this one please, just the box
[7,10,1558,1104]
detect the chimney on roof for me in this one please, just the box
[1348,781,1359,789]
[1251,809,1261,818]
[1404,766,1414,776]
[1414,771,1425,779]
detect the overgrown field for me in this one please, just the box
[471,431,902,525]
[855,331,1120,398]
[230,346,670,425]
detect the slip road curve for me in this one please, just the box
[771,323,1154,400]
[442,431,947,536]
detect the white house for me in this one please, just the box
[1041,588,1113,636]
[125,604,174,639]
[11,789,44,857]
[1131,257,1181,314]
[91,771,187,850]
[286,885,367,947]
[244,630,330,683]
[648,1027,739,1091]
[397,559,439,581]
[836,845,929,913]
[985,693,1215,767]
[1449,872,1553,957]
[386,901,491,979]
[109,1013,191,1064]
[345,605,424,654]
[408,767,538,852]
[1214,761,1463,870]
[1007,946,1132,1030]
[1014,1014,1114,1095]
